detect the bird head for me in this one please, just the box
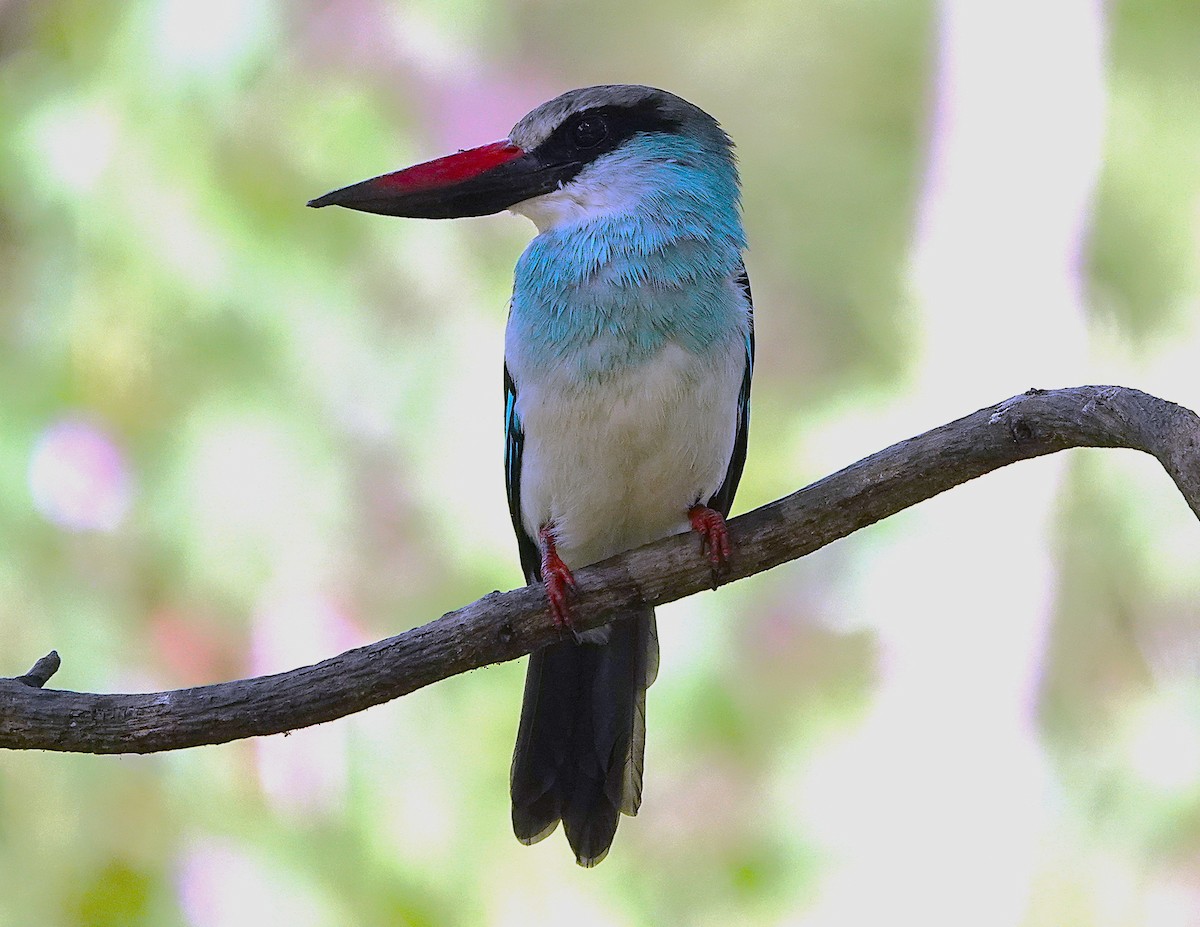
[307,85,737,233]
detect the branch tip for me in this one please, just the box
[16,650,61,688]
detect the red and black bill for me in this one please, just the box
[307,139,572,219]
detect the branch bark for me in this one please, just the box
[3,385,1198,754]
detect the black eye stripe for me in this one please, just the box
[531,99,684,183]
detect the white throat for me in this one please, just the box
[509,168,656,233]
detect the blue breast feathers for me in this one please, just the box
[507,133,748,379]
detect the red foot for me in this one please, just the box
[688,505,732,571]
[538,525,577,629]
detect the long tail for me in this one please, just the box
[510,608,659,867]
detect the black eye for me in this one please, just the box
[571,115,609,149]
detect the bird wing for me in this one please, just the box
[706,262,754,518]
[504,363,541,583]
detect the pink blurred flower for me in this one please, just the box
[28,417,132,532]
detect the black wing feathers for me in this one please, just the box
[504,364,540,582]
[706,263,754,517]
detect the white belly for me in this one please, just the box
[513,339,744,569]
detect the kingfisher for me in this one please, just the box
[309,85,753,866]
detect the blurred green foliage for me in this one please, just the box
[1,1,1199,925]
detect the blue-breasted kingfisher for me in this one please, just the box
[309,85,753,866]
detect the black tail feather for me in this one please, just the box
[510,608,658,866]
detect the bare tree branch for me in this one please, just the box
[3,385,1198,754]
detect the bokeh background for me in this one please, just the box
[2,0,1200,924]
